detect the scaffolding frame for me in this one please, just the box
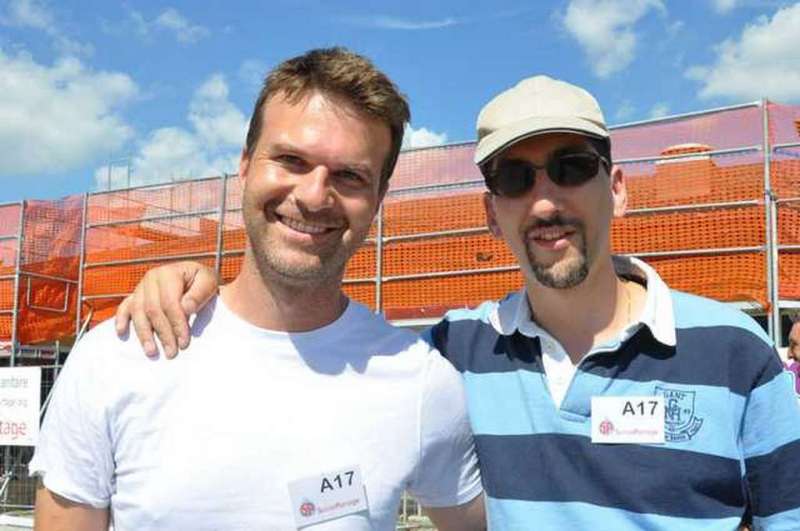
[0,100,797,360]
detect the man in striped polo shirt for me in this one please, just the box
[423,75,800,529]
[114,75,800,529]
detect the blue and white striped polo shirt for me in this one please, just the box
[424,258,800,530]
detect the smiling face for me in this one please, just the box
[484,132,626,290]
[239,90,390,287]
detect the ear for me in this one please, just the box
[483,192,502,238]
[238,148,250,186]
[610,164,627,218]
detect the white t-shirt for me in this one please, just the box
[29,297,482,530]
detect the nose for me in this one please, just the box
[293,165,334,212]
[528,169,564,220]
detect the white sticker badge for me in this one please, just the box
[288,466,368,528]
[591,395,665,444]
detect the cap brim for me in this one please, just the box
[474,116,608,165]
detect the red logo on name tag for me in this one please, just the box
[300,501,316,517]
[599,419,614,435]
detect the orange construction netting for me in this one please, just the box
[771,104,800,302]
[0,202,22,345]
[1,101,799,345]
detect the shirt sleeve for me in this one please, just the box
[742,351,800,529]
[408,345,482,507]
[28,327,116,508]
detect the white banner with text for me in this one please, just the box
[0,367,41,446]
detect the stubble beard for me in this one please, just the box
[525,220,590,290]
[244,212,362,289]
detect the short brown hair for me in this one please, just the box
[245,47,410,191]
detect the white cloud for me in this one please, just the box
[1,0,93,56]
[665,19,684,38]
[686,3,800,102]
[154,8,209,44]
[560,0,665,78]
[114,7,209,45]
[128,10,150,40]
[341,9,537,30]
[649,102,670,118]
[710,0,738,13]
[3,0,52,29]
[0,50,137,176]
[96,75,247,189]
[614,100,636,121]
[342,15,462,30]
[238,59,267,89]
[401,125,448,150]
[189,74,248,148]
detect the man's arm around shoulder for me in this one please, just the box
[34,481,109,531]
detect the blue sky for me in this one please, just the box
[1,0,798,202]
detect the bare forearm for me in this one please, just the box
[34,483,109,531]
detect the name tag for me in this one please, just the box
[288,466,368,528]
[591,396,665,444]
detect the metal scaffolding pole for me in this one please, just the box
[375,203,384,313]
[87,208,220,229]
[611,101,761,130]
[85,252,218,269]
[9,202,25,366]
[87,175,221,197]
[75,193,89,337]
[214,174,228,276]
[761,99,781,340]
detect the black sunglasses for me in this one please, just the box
[481,151,609,198]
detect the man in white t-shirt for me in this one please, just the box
[30,48,484,531]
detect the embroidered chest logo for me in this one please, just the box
[655,386,704,442]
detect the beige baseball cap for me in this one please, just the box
[474,75,609,165]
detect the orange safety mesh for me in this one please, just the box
[623,152,766,208]
[778,199,800,300]
[0,203,21,343]
[85,179,224,263]
[83,257,221,327]
[382,186,486,236]
[611,105,765,160]
[645,253,767,304]
[769,102,800,147]
[769,104,800,301]
[219,255,243,284]
[15,197,83,344]
[2,102,799,345]
[374,150,780,316]
[384,271,524,320]
[342,281,377,310]
[82,178,226,329]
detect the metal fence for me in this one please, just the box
[0,362,62,514]
[1,99,795,354]
[0,103,794,354]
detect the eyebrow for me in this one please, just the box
[267,142,303,157]
[338,163,375,178]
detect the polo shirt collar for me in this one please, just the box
[489,256,676,347]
